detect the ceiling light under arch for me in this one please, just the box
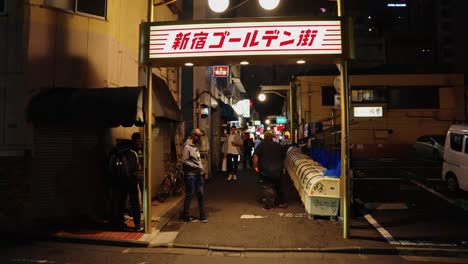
[258,0,280,10]
[208,0,229,13]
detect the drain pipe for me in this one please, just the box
[143,0,154,234]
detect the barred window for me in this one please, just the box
[0,0,6,15]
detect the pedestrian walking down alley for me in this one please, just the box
[158,168,390,249]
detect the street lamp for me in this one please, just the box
[258,0,280,10]
[258,91,286,102]
[208,0,229,13]
[258,93,266,102]
[258,85,293,142]
[208,0,281,13]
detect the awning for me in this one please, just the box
[231,77,246,93]
[150,74,182,122]
[27,87,143,127]
[220,102,238,121]
[27,76,182,126]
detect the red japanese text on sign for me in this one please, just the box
[149,21,341,59]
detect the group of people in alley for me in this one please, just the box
[181,126,293,224]
[108,125,292,229]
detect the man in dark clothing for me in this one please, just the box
[252,131,287,209]
[131,132,144,207]
[109,139,142,231]
[242,133,254,169]
[181,128,208,223]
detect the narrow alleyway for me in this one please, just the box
[162,167,389,249]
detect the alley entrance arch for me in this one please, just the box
[140,15,353,238]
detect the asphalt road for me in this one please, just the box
[162,168,388,249]
[352,157,468,247]
[0,241,465,264]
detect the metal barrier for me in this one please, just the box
[286,147,340,218]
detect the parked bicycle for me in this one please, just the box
[156,160,184,202]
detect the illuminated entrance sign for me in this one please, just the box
[142,18,345,66]
[276,116,287,124]
[213,66,229,77]
[353,106,383,117]
[150,21,341,58]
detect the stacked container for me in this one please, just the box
[286,147,340,218]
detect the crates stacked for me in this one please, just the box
[286,147,341,218]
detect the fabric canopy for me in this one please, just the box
[220,102,238,121]
[27,87,143,127]
[27,76,182,127]
[151,74,182,122]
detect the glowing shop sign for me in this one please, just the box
[353,106,383,117]
[149,20,342,59]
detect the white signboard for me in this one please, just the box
[353,106,383,117]
[232,99,251,118]
[213,65,229,77]
[149,20,342,59]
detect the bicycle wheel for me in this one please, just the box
[173,172,184,195]
[156,176,172,202]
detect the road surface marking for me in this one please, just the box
[363,213,400,245]
[240,214,266,219]
[410,180,456,205]
[150,231,179,246]
[401,256,467,263]
[11,260,56,263]
[364,203,409,210]
[399,240,457,247]
[278,213,308,218]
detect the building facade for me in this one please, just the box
[0,0,182,229]
[298,74,465,158]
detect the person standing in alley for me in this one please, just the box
[131,132,144,208]
[224,126,242,181]
[253,135,262,149]
[242,133,254,169]
[252,131,287,209]
[109,139,142,231]
[181,128,208,223]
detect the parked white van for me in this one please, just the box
[442,124,468,192]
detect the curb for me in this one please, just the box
[8,229,468,258]
[50,234,150,248]
[160,244,468,257]
[28,197,186,248]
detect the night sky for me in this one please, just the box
[232,0,341,120]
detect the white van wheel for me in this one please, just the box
[446,175,459,192]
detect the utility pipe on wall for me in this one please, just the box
[143,0,154,234]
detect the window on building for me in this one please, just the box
[324,85,440,108]
[351,86,387,103]
[0,0,6,15]
[321,86,336,106]
[77,0,106,18]
[442,22,452,31]
[443,36,453,45]
[450,133,463,152]
[44,0,106,18]
[388,86,439,109]
[444,48,454,57]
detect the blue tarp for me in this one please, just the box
[309,147,341,177]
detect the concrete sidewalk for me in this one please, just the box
[49,194,184,247]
